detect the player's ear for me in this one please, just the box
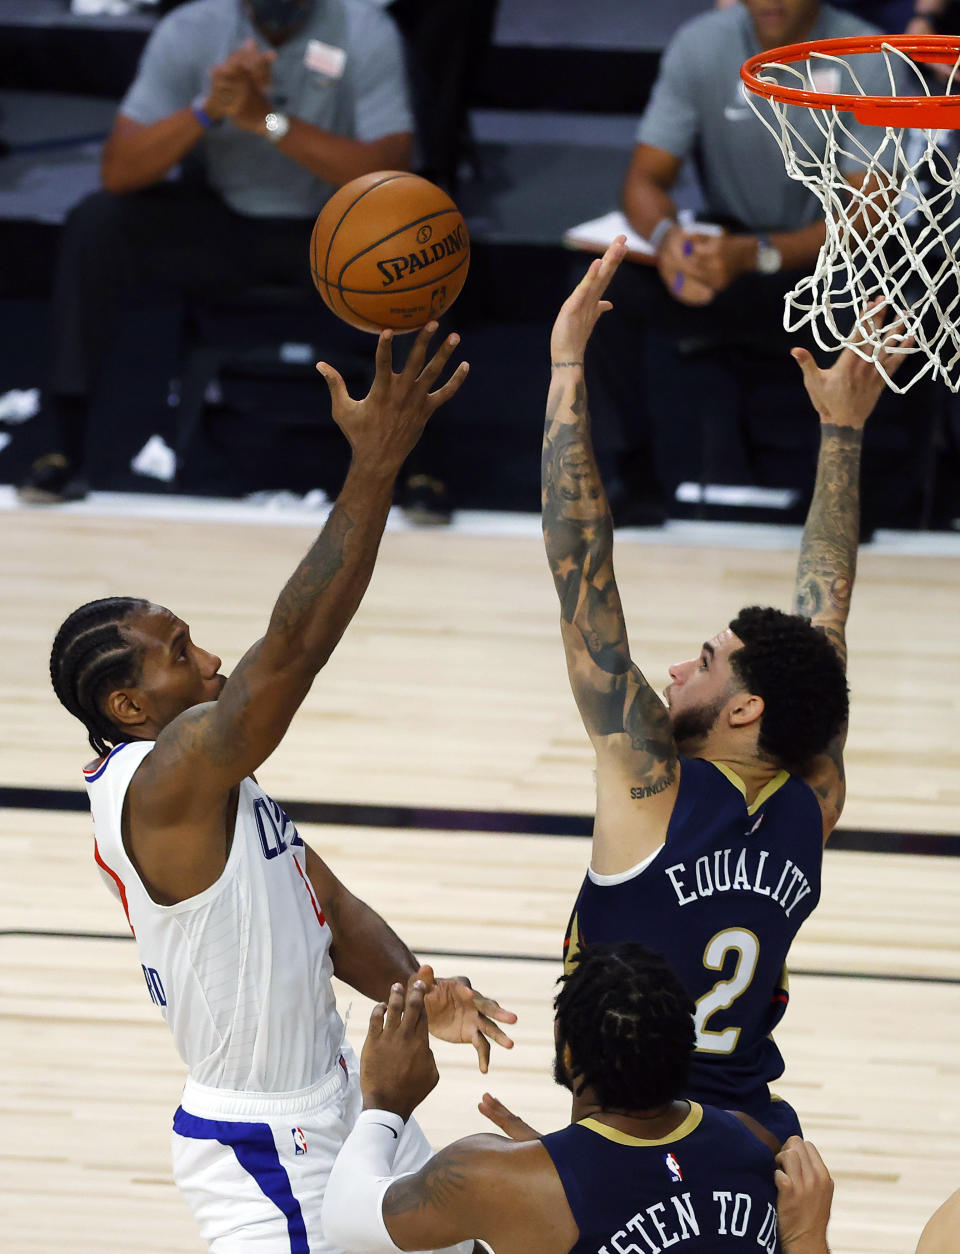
[728,692,764,728]
[107,688,148,731]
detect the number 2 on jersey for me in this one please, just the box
[693,927,760,1054]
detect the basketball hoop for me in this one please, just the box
[740,34,960,392]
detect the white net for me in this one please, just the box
[744,41,960,393]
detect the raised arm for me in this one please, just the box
[128,327,467,875]
[792,356,873,667]
[543,240,679,873]
[790,317,907,834]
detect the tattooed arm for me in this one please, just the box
[790,328,902,837]
[378,1137,573,1254]
[544,241,679,874]
[791,372,870,670]
[127,326,468,900]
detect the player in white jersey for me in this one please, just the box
[49,324,516,1254]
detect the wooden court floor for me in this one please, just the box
[1,502,958,1254]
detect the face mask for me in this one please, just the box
[245,0,312,40]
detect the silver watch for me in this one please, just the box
[264,111,291,143]
[755,235,783,275]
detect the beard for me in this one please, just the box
[553,1042,574,1093]
[670,694,726,750]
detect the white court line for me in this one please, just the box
[2,485,959,556]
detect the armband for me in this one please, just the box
[321,1110,407,1254]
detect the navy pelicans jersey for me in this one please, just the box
[541,1104,780,1254]
[564,758,822,1115]
[85,739,344,1093]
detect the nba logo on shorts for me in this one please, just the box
[664,1152,683,1183]
[292,1128,308,1155]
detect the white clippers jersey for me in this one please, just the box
[85,740,344,1094]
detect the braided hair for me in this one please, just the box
[729,605,848,771]
[50,597,150,757]
[555,943,696,1111]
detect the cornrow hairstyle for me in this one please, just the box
[50,597,150,757]
[728,605,849,772]
[555,943,696,1111]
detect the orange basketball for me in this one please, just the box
[309,171,470,333]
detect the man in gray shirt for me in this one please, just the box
[19,0,413,503]
[586,0,901,526]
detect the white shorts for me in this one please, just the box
[171,1050,471,1254]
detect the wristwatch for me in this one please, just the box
[264,111,291,144]
[755,234,783,275]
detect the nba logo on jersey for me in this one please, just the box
[292,1128,308,1155]
[664,1152,683,1183]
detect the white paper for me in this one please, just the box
[131,434,176,483]
[0,388,40,425]
[71,0,139,15]
[245,489,329,511]
[563,209,723,255]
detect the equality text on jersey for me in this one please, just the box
[664,848,812,918]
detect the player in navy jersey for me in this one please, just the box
[322,943,835,1254]
[541,239,908,1143]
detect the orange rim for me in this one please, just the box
[740,33,960,127]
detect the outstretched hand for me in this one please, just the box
[418,964,517,1074]
[360,975,439,1122]
[477,1092,541,1141]
[791,302,912,429]
[317,323,469,476]
[551,237,628,362]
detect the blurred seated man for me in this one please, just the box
[19,0,413,503]
[717,0,916,35]
[587,0,894,525]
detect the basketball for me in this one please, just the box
[309,171,470,333]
